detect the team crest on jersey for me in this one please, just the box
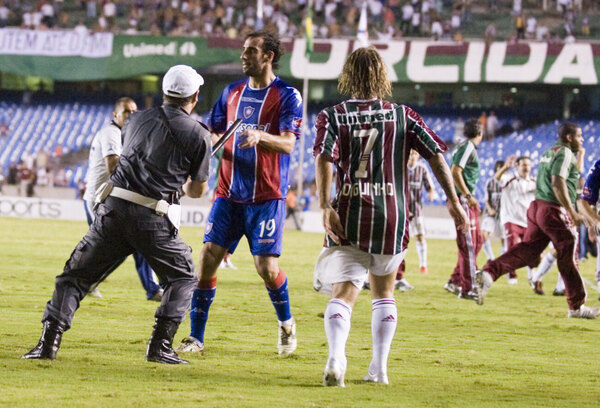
[205,222,213,235]
[292,117,302,129]
[243,106,255,119]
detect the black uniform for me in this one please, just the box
[31,103,211,362]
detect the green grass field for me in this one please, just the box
[1,217,599,407]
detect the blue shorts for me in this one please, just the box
[204,198,286,256]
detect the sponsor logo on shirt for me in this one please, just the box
[235,122,271,133]
[292,117,302,129]
[336,109,395,125]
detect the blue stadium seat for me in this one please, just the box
[1,101,597,196]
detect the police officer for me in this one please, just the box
[22,65,211,364]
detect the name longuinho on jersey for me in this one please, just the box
[341,181,395,197]
[335,109,396,126]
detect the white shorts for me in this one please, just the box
[313,245,407,295]
[409,215,425,237]
[481,216,501,235]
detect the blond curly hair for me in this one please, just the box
[337,46,392,100]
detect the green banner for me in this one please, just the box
[1,28,599,85]
[0,29,240,81]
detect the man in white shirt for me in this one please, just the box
[84,97,163,301]
[495,155,537,283]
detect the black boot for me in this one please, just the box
[146,318,188,364]
[22,320,66,360]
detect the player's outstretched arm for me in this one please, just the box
[316,154,345,244]
[428,153,469,233]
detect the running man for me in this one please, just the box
[475,122,600,319]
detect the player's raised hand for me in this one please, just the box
[237,129,261,149]
[322,206,346,244]
[506,154,517,168]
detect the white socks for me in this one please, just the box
[526,266,534,281]
[555,274,565,292]
[416,241,427,267]
[533,251,557,282]
[324,298,352,368]
[482,238,495,261]
[325,297,397,382]
[368,298,397,378]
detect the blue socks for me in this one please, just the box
[266,271,292,322]
[190,287,215,342]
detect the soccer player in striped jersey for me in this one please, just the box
[480,160,505,266]
[406,149,435,274]
[476,122,600,318]
[177,30,302,355]
[444,119,484,300]
[393,150,435,291]
[313,46,468,387]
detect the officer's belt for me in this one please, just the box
[109,187,170,216]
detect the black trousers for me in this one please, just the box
[42,196,198,330]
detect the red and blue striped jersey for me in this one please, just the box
[581,159,600,206]
[314,99,447,255]
[208,77,303,203]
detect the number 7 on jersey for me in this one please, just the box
[353,128,379,178]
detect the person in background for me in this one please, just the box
[475,122,600,319]
[82,97,163,302]
[444,119,484,300]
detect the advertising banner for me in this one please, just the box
[0,196,456,239]
[0,196,211,227]
[1,29,600,84]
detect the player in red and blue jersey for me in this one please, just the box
[579,158,600,298]
[177,30,302,356]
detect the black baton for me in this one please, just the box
[211,119,243,157]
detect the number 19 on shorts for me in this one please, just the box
[259,218,276,238]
